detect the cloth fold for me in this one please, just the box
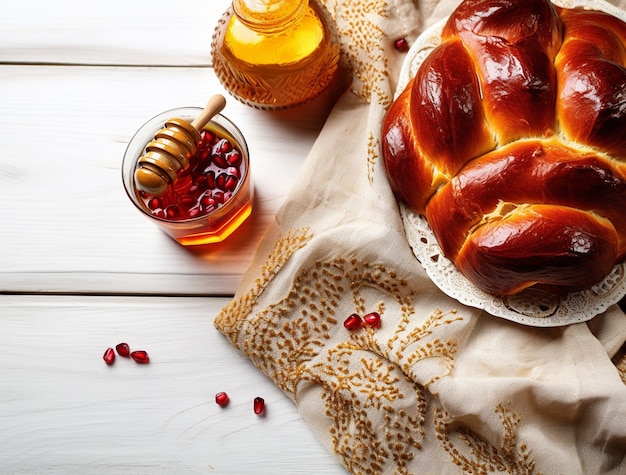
[215,0,626,473]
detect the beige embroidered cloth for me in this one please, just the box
[215,0,626,473]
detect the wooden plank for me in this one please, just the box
[0,0,232,66]
[0,65,332,295]
[0,294,346,474]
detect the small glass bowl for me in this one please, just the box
[122,107,253,246]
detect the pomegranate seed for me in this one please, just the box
[215,172,228,191]
[103,347,116,365]
[213,191,225,204]
[199,147,211,162]
[201,196,216,208]
[188,206,202,218]
[215,391,230,407]
[212,154,229,169]
[165,205,181,219]
[253,396,265,415]
[130,350,150,364]
[226,166,240,179]
[201,130,216,145]
[224,175,238,192]
[205,170,216,189]
[226,150,242,167]
[115,342,131,357]
[363,312,382,329]
[215,138,232,154]
[147,197,162,210]
[394,37,409,51]
[343,314,363,330]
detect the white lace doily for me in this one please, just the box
[397,0,626,327]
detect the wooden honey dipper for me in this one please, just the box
[134,94,227,196]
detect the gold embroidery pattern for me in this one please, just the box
[323,0,392,105]
[214,227,541,473]
[313,308,461,474]
[225,248,467,472]
[240,256,416,395]
[435,403,539,475]
[366,131,378,185]
[317,343,427,475]
[215,227,311,344]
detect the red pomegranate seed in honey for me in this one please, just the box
[130,350,150,364]
[343,314,363,331]
[215,138,232,154]
[213,191,225,204]
[363,312,382,329]
[253,396,265,415]
[215,172,228,190]
[165,205,180,219]
[227,166,240,179]
[188,206,202,218]
[224,175,238,192]
[115,342,131,357]
[103,347,116,365]
[147,197,162,210]
[140,129,243,221]
[205,171,217,189]
[212,154,229,169]
[215,392,230,407]
[199,147,211,162]
[202,130,216,145]
[226,150,242,167]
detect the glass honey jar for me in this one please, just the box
[211,0,341,110]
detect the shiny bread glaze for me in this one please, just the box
[381,0,626,295]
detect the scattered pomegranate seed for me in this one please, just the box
[394,37,409,51]
[363,312,382,329]
[215,392,230,407]
[130,350,150,364]
[103,347,116,365]
[253,396,265,415]
[343,313,363,330]
[115,342,131,357]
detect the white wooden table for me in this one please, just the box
[0,1,346,473]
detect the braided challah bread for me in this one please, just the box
[382,0,626,296]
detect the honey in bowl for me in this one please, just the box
[122,108,253,246]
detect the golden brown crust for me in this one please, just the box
[455,204,618,295]
[381,0,626,296]
[381,84,437,213]
[556,8,626,158]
